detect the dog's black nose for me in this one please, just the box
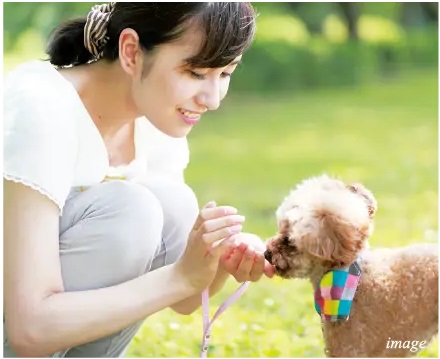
[264,250,272,264]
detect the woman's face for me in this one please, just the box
[129,28,242,138]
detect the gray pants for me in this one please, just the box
[4,179,199,357]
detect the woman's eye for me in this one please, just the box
[189,71,206,80]
[189,70,232,80]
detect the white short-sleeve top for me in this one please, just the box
[4,60,190,214]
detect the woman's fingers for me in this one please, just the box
[192,204,240,232]
[200,223,243,244]
[219,243,237,262]
[191,201,218,231]
[221,244,246,272]
[249,252,265,281]
[220,246,271,282]
[235,247,256,282]
[200,214,245,233]
[216,231,276,282]
[263,261,276,278]
[195,211,246,245]
[209,237,236,259]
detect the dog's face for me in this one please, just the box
[265,175,377,279]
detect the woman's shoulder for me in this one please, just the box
[4,61,83,212]
[6,60,61,82]
[4,60,83,133]
[5,60,77,107]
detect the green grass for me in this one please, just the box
[126,69,438,357]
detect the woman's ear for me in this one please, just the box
[118,28,142,76]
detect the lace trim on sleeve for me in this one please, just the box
[4,173,64,214]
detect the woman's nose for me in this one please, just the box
[197,79,221,111]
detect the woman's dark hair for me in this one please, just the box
[46,2,256,68]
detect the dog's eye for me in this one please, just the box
[282,236,290,245]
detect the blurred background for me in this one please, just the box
[4,2,438,357]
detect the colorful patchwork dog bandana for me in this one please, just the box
[314,259,362,322]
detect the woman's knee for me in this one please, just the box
[59,181,165,290]
[142,178,199,232]
[140,179,199,268]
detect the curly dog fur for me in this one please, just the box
[265,175,438,357]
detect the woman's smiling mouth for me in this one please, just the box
[178,108,201,125]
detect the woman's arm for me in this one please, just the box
[4,181,239,357]
[170,266,230,315]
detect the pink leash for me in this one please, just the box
[200,281,250,357]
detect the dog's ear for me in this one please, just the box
[347,183,377,219]
[300,209,369,267]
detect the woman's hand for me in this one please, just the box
[219,232,275,282]
[174,202,245,292]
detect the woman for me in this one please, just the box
[4,2,274,357]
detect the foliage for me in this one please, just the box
[124,69,438,357]
[4,2,96,51]
[4,2,438,92]
[230,12,437,93]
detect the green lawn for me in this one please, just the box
[127,69,438,357]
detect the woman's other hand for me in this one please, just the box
[219,232,275,282]
[174,201,245,292]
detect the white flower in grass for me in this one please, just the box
[264,298,275,307]
[169,322,180,330]
[251,324,263,332]
[240,323,248,331]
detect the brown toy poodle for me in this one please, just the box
[264,175,438,357]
